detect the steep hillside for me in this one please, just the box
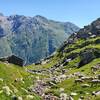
[0,14,79,65]
[26,18,100,100]
[0,18,100,100]
[0,37,99,100]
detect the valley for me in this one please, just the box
[0,18,100,100]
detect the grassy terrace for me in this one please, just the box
[63,37,100,53]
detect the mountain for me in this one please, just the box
[0,18,100,100]
[58,18,100,66]
[0,14,79,65]
[26,18,100,99]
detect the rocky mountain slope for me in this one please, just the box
[0,14,79,65]
[0,18,100,100]
[26,18,100,100]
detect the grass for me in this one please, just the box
[0,36,100,100]
[45,58,100,100]
[35,37,100,100]
[0,62,41,100]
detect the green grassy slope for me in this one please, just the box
[0,62,41,100]
[26,36,100,100]
[0,36,99,100]
[0,20,100,100]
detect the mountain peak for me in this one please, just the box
[34,15,46,19]
[34,15,48,21]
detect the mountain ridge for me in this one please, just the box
[0,13,79,65]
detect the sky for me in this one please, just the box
[0,0,100,27]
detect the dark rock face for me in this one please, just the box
[8,55,24,66]
[0,14,79,65]
[0,55,24,66]
[79,49,95,67]
[79,48,100,67]
[95,38,100,44]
